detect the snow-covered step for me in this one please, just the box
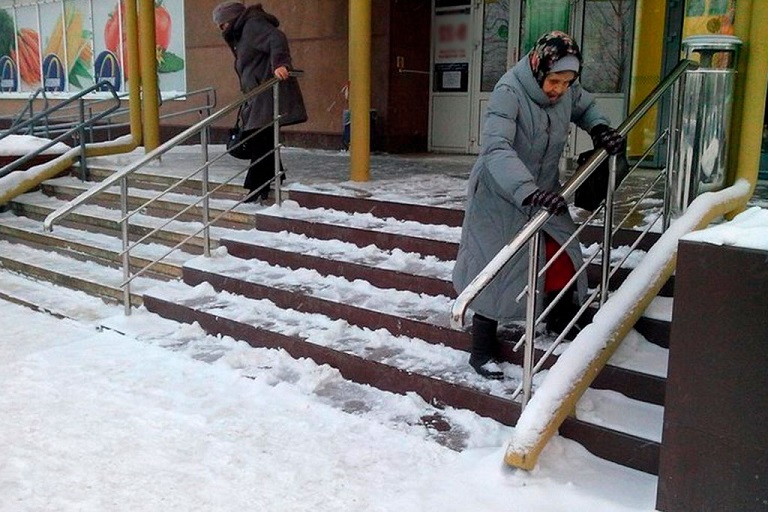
[0,268,124,323]
[84,161,247,199]
[0,212,191,278]
[184,249,667,406]
[578,388,664,442]
[285,171,469,211]
[220,228,456,297]
[286,187,466,227]
[42,175,259,228]
[12,190,245,252]
[145,279,525,396]
[253,200,461,260]
[183,247,464,346]
[142,279,662,473]
[0,239,168,304]
[100,305,511,453]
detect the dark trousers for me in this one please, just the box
[243,127,283,199]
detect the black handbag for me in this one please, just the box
[226,118,252,160]
[574,149,630,211]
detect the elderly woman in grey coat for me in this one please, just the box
[213,2,307,202]
[452,31,624,379]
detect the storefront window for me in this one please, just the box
[522,0,570,54]
[580,0,634,94]
[480,0,509,92]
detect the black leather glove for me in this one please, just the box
[590,124,625,156]
[524,189,568,215]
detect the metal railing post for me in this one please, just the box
[663,77,682,231]
[78,98,88,180]
[200,126,211,257]
[522,232,541,409]
[273,81,283,205]
[121,177,132,315]
[600,155,618,306]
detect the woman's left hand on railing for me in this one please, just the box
[590,124,625,155]
[523,189,568,215]
[274,66,289,80]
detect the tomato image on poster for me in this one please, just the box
[101,0,185,85]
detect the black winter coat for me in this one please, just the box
[224,6,307,130]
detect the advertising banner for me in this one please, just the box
[0,0,186,97]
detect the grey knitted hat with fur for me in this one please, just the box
[212,1,245,25]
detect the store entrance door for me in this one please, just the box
[469,0,586,154]
[429,0,632,156]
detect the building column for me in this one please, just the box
[349,0,371,181]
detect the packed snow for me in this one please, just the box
[0,134,70,156]
[0,296,658,511]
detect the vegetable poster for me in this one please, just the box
[0,0,186,96]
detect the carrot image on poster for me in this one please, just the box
[0,9,42,89]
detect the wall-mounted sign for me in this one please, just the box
[94,50,121,91]
[43,53,65,92]
[0,54,17,92]
[433,6,471,93]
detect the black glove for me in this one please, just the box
[590,124,625,156]
[524,189,568,215]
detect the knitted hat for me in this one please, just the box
[212,1,245,25]
[528,31,582,85]
[550,55,580,74]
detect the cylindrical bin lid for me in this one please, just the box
[682,35,742,68]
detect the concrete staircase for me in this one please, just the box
[0,162,670,474]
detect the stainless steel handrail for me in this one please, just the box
[10,87,50,135]
[43,72,301,314]
[450,59,697,407]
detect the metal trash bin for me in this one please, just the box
[668,35,742,215]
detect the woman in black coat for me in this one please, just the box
[213,2,307,202]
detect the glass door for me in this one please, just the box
[470,0,580,153]
[571,0,635,159]
[469,0,520,153]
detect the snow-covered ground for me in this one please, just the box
[0,293,658,512]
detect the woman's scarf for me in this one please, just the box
[528,31,582,86]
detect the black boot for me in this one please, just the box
[545,288,587,339]
[469,313,504,380]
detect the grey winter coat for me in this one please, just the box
[225,6,307,130]
[452,57,609,322]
